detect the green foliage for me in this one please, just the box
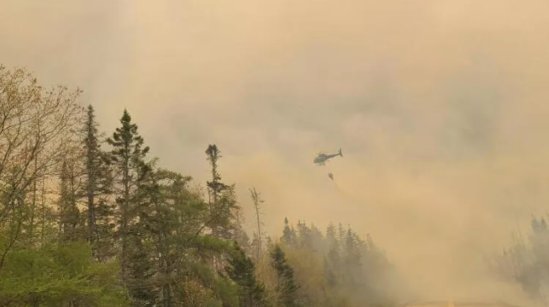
[269,219,398,307]
[271,244,301,307]
[226,241,268,307]
[0,66,400,307]
[0,241,129,306]
[58,160,82,243]
[107,109,154,301]
[205,144,240,241]
[213,277,240,307]
[82,104,116,260]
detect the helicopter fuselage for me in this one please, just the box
[313,153,339,164]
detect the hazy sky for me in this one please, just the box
[2,0,549,303]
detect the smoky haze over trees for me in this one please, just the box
[488,215,549,306]
[0,66,403,306]
[5,1,549,306]
[6,1,549,306]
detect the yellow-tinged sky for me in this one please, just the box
[2,0,549,303]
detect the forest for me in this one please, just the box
[4,63,549,307]
[0,65,402,306]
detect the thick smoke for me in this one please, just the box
[2,0,549,305]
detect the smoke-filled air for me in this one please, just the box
[2,1,549,306]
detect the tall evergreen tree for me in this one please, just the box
[138,168,196,307]
[296,221,311,249]
[271,245,300,307]
[205,144,239,239]
[204,144,240,274]
[326,223,338,250]
[226,241,268,307]
[82,105,115,260]
[282,218,296,247]
[107,109,152,296]
[125,225,157,307]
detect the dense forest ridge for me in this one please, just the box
[0,66,400,306]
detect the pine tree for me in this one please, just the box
[337,223,346,243]
[342,228,363,289]
[309,224,324,253]
[271,245,300,307]
[282,218,296,247]
[107,109,153,300]
[226,241,268,307]
[325,223,341,287]
[139,168,192,307]
[82,105,115,260]
[205,144,239,240]
[326,223,338,252]
[204,144,240,274]
[145,169,174,307]
[125,225,157,307]
[295,220,312,250]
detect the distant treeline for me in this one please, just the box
[489,215,549,305]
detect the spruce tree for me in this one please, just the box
[82,105,115,260]
[271,245,300,307]
[282,218,296,247]
[107,109,152,291]
[225,241,268,307]
[326,223,339,253]
[325,223,341,287]
[125,225,157,307]
[205,144,238,239]
[342,228,363,289]
[204,144,240,274]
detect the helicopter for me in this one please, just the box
[313,148,343,166]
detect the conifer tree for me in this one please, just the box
[138,168,195,307]
[295,220,313,250]
[226,241,268,307]
[282,218,296,247]
[326,223,338,252]
[82,105,115,259]
[204,144,240,274]
[271,245,300,307]
[1,65,406,307]
[125,225,157,307]
[325,223,341,287]
[107,109,152,287]
[205,144,239,239]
